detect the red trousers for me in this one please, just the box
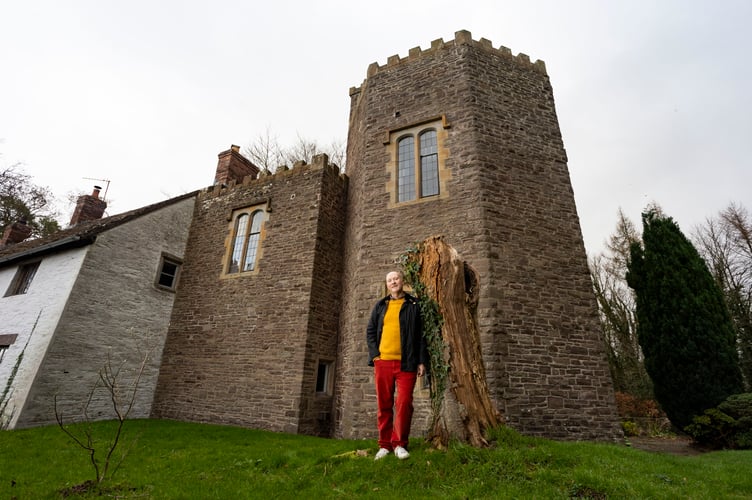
[374,359,418,450]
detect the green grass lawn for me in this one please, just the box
[1,419,751,499]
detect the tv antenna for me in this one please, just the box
[83,177,111,200]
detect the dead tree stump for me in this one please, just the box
[408,236,502,448]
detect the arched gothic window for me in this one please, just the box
[227,208,267,274]
[397,128,440,202]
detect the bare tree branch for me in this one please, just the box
[693,202,752,390]
[589,208,652,398]
[54,347,153,485]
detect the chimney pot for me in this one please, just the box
[69,186,108,226]
[214,145,260,185]
[1,220,33,246]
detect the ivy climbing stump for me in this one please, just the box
[402,236,502,448]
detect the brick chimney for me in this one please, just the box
[69,185,108,226]
[1,219,33,246]
[214,145,260,186]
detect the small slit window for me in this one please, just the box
[315,360,333,395]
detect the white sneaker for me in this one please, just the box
[394,446,410,460]
[374,448,391,460]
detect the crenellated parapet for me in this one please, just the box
[339,29,622,443]
[200,152,347,201]
[349,30,546,96]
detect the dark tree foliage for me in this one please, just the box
[0,163,60,239]
[626,211,744,429]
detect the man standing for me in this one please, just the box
[366,270,428,460]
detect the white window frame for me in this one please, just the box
[315,359,334,395]
[155,253,182,291]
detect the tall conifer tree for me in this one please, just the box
[627,211,743,429]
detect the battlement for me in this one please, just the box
[200,152,346,200]
[349,30,546,96]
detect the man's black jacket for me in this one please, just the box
[366,293,429,372]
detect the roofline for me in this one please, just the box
[0,234,96,266]
[0,190,200,268]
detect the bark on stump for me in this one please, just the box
[410,236,502,448]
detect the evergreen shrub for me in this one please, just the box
[684,393,752,449]
[627,211,744,429]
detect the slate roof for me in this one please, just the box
[0,191,199,268]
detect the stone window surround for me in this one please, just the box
[220,201,270,279]
[384,115,451,208]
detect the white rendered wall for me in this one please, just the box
[0,248,88,428]
[15,197,195,428]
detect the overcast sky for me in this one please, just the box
[1,0,750,255]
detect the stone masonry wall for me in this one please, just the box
[459,38,621,440]
[152,156,347,436]
[17,197,196,427]
[3,32,621,442]
[336,30,621,441]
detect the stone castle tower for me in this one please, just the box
[334,30,621,440]
[151,30,621,442]
[152,151,348,436]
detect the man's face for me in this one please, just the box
[386,272,404,296]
